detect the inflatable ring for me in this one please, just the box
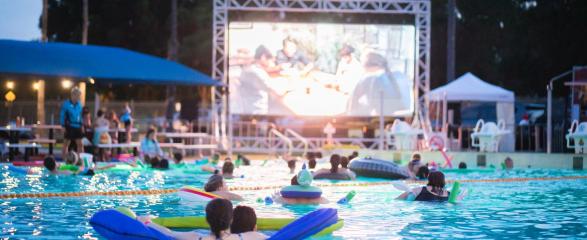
[178,186,221,202]
[349,157,410,180]
[280,185,322,199]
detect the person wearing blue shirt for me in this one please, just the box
[60,87,84,157]
[120,103,133,143]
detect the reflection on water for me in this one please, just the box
[1,163,587,239]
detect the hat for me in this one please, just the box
[296,164,313,187]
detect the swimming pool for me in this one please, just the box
[2,162,587,239]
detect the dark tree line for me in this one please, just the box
[43,0,587,100]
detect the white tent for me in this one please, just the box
[429,72,516,152]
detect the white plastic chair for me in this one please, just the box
[387,119,422,151]
[566,120,587,154]
[470,119,510,152]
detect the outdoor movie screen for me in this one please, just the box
[228,22,416,117]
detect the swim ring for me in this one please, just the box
[177,186,221,202]
[281,164,322,199]
[349,157,410,179]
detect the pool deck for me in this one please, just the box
[352,150,587,170]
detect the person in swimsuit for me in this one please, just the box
[204,174,244,201]
[142,199,266,240]
[230,205,268,239]
[396,171,450,202]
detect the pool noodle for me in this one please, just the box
[337,190,356,204]
[448,181,461,204]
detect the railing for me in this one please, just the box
[268,129,293,156]
[284,129,308,156]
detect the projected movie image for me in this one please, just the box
[229,22,416,116]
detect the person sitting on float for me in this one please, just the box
[204,173,244,201]
[140,198,266,240]
[272,165,328,204]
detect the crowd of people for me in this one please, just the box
[59,87,135,162]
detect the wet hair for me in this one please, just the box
[330,154,341,173]
[205,198,233,239]
[212,153,220,163]
[254,45,273,60]
[416,166,430,180]
[205,174,224,192]
[349,151,359,160]
[308,159,317,169]
[290,175,299,185]
[340,156,349,168]
[44,156,57,171]
[158,159,169,169]
[458,162,467,169]
[504,157,514,169]
[287,160,296,170]
[427,171,446,195]
[238,154,251,166]
[222,161,234,175]
[231,206,257,234]
[173,153,183,164]
[411,153,421,160]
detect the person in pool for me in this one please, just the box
[44,156,77,175]
[396,171,450,202]
[306,152,317,169]
[142,199,266,240]
[339,156,357,180]
[407,153,423,177]
[230,205,268,239]
[140,127,169,169]
[222,161,236,179]
[312,154,341,177]
[204,174,244,201]
[416,165,430,180]
[202,153,221,173]
[272,166,328,205]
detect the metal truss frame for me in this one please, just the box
[212,0,431,153]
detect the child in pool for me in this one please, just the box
[272,166,328,205]
[221,161,236,179]
[204,174,244,201]
[396,171,450,202]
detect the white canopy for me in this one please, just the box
[429,72,515,102]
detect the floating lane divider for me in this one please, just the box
[3,175,587,199]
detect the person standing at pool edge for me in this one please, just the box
[60,87,84,157]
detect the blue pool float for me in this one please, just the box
[269,208,338,240]
[90,209,173,240]
[280,185,323,199]
[349,157,410,180]
[90,208,338,240]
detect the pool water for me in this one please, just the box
[2,161,587,239]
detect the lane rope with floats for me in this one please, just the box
[2,175,587,199]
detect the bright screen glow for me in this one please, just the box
[229,22,416,117]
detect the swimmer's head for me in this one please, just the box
[427,171,446,195]
[411,153,421,161]
[416,166,430,180]
[222,161,234,175]
[43,156,57,171]
[205,174,225,192]
[458,162,467,169]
